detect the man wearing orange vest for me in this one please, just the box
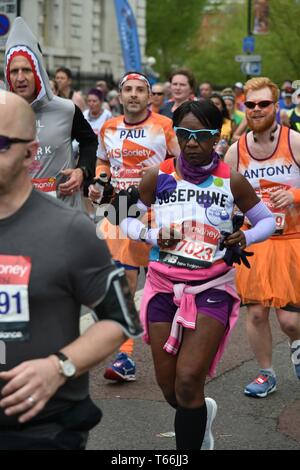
[89,72,180,382]
[225,77,300,398]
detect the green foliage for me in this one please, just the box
[146,0,300,87]
[146,0,206,79]
[258,0,300,84]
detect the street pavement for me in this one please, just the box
[84,287,300,451]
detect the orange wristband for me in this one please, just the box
[289,188,300,205]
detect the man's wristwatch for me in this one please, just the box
[53,352,77,379]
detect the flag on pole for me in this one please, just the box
[253,0,269,34]
[114,0,142,72]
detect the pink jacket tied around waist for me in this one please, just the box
[140,261,241,377]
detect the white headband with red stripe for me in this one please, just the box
[119,73,150,91]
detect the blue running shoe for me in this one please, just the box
[201,397,218,450]
[104,352,136,382]
[290,340,300,379]
[244,373,277,398]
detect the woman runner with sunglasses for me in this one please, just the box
[118,100,275,449]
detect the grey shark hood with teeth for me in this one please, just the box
[5,16,53,107]
[3,17,83,210]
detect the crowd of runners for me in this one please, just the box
[0,17,299,451]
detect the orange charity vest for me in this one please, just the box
[98,112,180,267]
[238,126,300,239]
[98,111,180,191]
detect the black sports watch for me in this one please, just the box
[53,352,77,379]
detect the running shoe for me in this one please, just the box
[290,340,300,379]
[103,352,136,382]
[244,373,277,398]
[201,397,218,450]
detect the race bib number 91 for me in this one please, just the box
[0,255,31,342]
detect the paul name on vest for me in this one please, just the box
[158,188,229,208]
[244,164,292,179]
[119,129,146,140]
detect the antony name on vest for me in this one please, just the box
[243,164,293,180]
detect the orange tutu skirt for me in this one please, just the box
[236,238,300,308]
[98,218,151,267]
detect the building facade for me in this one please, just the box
[0,0,146,87]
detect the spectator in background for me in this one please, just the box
[278,80,293,107]
[160,68,196,119]
[55,67,75,99]
[198,81,213,100]
[210,93,232,142]
[287,86,300,133]
[163,81,172,101]
[150,83,165,114]
[49,79,59,96]
[107,89,122,117]
[233,82,245,112]
[222,88,245,132]
[96,79,112,112]
[55,66,86,111]
[279,87,295,126]
[84,88,112,139]
[96,80,109,101]
[77,88,111,163]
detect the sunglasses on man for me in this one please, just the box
[0,135,33,153]
[152,92,164,96]
[244,100,274,110]
[174,127,220,143]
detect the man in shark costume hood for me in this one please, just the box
[4,17,97,209]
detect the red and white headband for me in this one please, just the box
[119,73,150,91]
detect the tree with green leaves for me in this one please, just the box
[146,1,300,87]
[146,0,206,79]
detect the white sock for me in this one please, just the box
[260,368,276,378]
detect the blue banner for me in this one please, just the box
[114,0,142,72]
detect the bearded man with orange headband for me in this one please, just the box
[89,71,180,382]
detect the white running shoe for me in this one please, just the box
[201,397,218,450]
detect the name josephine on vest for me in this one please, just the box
[157,188,229,208]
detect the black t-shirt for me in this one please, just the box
[0,189,115,426]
